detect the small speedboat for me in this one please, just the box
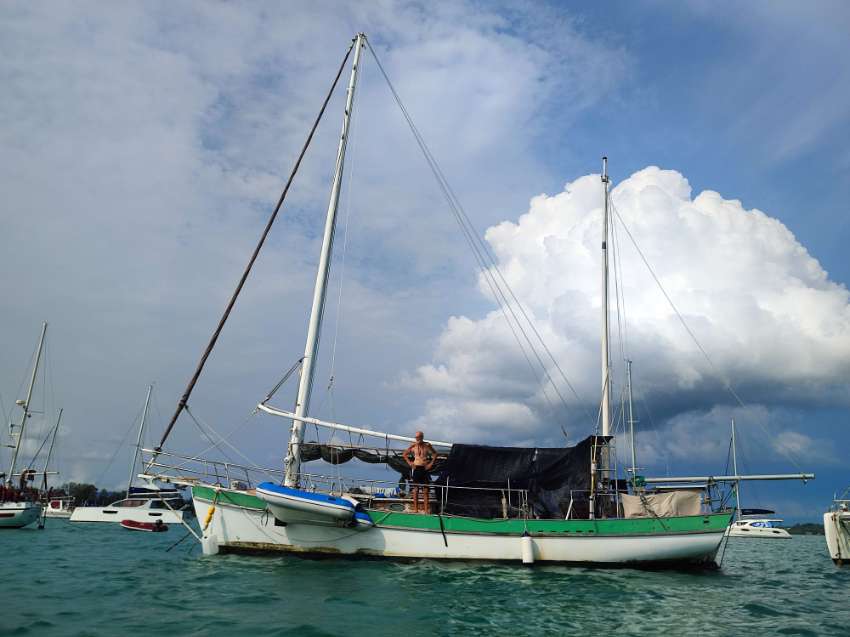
[120,519,168,532]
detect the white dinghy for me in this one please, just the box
[256,482,372,528]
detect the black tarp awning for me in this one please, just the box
[299,435,600,519]
[435,435,597,518]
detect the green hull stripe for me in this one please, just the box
[193,485,267,510]
[366,510,732,536]
[192,485,731,536]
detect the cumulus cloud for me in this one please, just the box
[408,166,850,448]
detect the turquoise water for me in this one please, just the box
[3,521,848,636]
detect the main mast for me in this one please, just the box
[600,157,611,438]
[284,33,366,487]
[6,321,48,486]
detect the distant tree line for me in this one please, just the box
[786,523,824,535]
[56,482,125,507]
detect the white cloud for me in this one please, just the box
[408,166,850,443]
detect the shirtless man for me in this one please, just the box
[404,431,437,514]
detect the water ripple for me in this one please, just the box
[1,523,849,636]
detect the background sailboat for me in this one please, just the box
[70,384,188,525]
[1,322,49,529]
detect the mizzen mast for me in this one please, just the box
[600,157,611,437]
[284,33,366,487]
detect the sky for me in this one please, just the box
[1,1,848,521]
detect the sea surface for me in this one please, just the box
[3,521,848,636]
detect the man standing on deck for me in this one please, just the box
[405,431,437,514]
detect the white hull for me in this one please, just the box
[256,484,356,526]
[70,506,185,524]
[194,493,725,566]
[43,508,72,519]
[726,526,791,539]
[824,511,850,564]
[0,502,43,528]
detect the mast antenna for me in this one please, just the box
[601,157,611,437]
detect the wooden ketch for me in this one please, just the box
[145,33,813,566]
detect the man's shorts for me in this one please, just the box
[411,466,430,486]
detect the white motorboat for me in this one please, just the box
[824,489,850,564]
[70,484,188,524]
[727,515,791,539]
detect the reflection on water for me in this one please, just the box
[3,522,849,636]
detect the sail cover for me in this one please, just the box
[621,491,702,518]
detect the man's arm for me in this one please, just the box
[425,443,438,470]
[404,443,416,468]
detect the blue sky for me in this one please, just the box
[0,1,847,520]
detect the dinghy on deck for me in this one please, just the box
[256,482,372,528]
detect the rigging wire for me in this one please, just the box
[261,357,304,405]
[325,47,365,407]
[365,39,589,423]
[156,38,357,453]
[93,403,146,487]
[184,406,280,480]
[608,193,805,472]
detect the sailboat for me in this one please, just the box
[70,384,188,525]
[725,420,791,539]
[137,32,815,567]
[0,322,49,529]
[824,487,850,564]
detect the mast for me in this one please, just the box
[284,33,366,487]
[600,157,611,437]
[128,384,153,498]
[41,408,63,492]
[627,359,637,484]
[7,321,48,485]
[731,417,742,518]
